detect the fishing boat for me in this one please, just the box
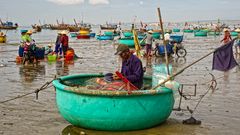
[123,31,133,37]
[104,31,114,36]
[152,32,161,39]
[230,31,238,36]
[172,28,180,32]
[194,31,207,37]
[0,35,6,43]
[100,24,117,30]
[77,29,91,39]
[118,37,145,48]
[89,33,96,38]
[32,25,42,32]
[96,35,114,40]
[69,32,78,38]
[183,29,194,33]
[52,74,174,131]
[208,31,220,36]
[76,35,90,39]
[0,21,18,30]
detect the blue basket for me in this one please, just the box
[157,44,173,54]
[170,35,183,43]
[18,46,24,57]
[35,47,45,59]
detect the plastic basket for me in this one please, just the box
[47,54,57,61]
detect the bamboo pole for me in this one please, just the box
[157,7,170,75]
[150,49,216,90]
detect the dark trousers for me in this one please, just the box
[62,46,68,57]
[55,43,62,55]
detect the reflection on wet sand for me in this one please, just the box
[56,61,74,76]
[61,119,199,135]
[19,64,46,82]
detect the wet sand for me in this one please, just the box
[0,33,240,135]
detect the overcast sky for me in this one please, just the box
[0,0,239,26]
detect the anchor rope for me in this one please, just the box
[0,78,56,104]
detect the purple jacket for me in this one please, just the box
[121,54,144,89]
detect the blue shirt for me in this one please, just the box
[121,54,144,89]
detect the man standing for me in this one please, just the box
[113,44,144,89]
[55,31,62,57]
[60,30,69,57]
[145,30,153,57]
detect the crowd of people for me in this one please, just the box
[19,29,70,62]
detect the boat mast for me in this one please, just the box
[157,7,170,75]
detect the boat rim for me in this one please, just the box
[52,73,173,97]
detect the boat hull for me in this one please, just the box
[77,35,90,39]
[0,36,7,43]
[183,29,193,33]
[53,74,174,131]
[231,31,238,36]
[96,35,113,40]
[173,28,180,32]
[194,31,207,37]
[118,38,145,48]
[208,31,220,36]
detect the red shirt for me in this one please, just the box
[61,35,69,46]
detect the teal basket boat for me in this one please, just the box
[183,29,194,33]
[208,31,220,36]
[173,28,180,32]
[118,37,145,48]
[231,31,238,36]
[152,32,160,39]
[52,74,175,131]
[194,31,207,37]
[123,32,133,37]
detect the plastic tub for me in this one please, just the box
[65,55,74,61]
[47,54,57,61]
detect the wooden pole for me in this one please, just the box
[157,7,170,75]
[151,49,216,90]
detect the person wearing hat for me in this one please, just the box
[144,30,154,57]
[221,28,232,44]
[60,30,69,57]
[21,30,31,42]
[54,31,62,57]
[26,30,34,43]
[45,44,53,55]
[113,44,144,89]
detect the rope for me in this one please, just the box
[0,50,18,53]
[0,79,55,104]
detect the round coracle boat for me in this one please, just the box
[52,74,175,131]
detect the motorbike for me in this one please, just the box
[154,41,187,57]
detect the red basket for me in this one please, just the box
[65,55,74,61]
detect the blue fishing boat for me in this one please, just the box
[90,33,96,38]
[52,74,174,131]
[0,21,18,30]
